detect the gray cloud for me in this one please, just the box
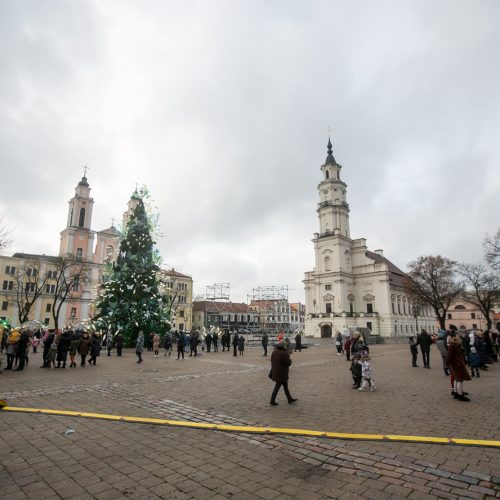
[1,0,499,303]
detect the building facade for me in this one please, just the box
[0,175,121,328]
[192,301,259,333]
[303,139,435,338]
[160,268,193,332]
[443,294,499,331]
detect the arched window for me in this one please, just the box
[325,170,329,179]
[78,208,86,227]
[454,305,466,310]
[76,248,83,261]
[324,255,331,271]
[105,245,114,263]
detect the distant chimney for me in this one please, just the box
[374,249,384,257]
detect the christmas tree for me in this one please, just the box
[92,190,170,346]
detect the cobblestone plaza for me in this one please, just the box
[1,343,499,499]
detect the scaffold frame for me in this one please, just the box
[247,285,291,334]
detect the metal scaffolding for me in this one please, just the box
[247,285,291,334]
[205,283,231,332]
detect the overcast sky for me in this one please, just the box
[1,0,499,303]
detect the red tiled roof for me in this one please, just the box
[193,301,252,313]
[160,269,192,279]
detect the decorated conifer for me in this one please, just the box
[92,190,169,346]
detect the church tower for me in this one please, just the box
[59,174,96,260]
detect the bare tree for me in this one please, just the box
[0,215,12,254]
[484,229,500,272]
[406,255,464,330]
[7,259,52,324]
[459,263,500,330]
[49,257,90,329]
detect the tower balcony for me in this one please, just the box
[317,200,349,211]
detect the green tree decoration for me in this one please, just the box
[92,189,170,346]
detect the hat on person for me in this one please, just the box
[277,340,286,348]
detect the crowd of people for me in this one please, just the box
[408,327,499,402]
[0,327,126,371]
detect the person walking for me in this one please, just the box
[409,337,419,367]
[106,332,114,357]
[238,335,245,356]
[417,329,433,368]
[77,331,91,367]
[115,332,124,357]
[14,329,30,371]
[41,330,55,368]
[205,331,212,353]
[69,332,78,368]
[89,333,101,366]
[189,331,199,357]
[136,331,144,363]
[294,333,302,353]
[435,330,449,375]
[153,332,161,357]
[261,331,268,356]
[163,331,172,356]
[344,336,351,362]
[212,330,219,352]
[177,331,185,360]
[335,332,343,355]
[269,340,297,406]
[56,329,71,369]
[232,332,239,357]
[445,332,471,401]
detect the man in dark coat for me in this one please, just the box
[14,329,30,371]
[269,340,297,405]
[417,329,433,368]
[205,331,212,353]
[294,333,302,352]
[115,332,124,356]
[56,329,71,368]
[212,331,219,352]
[232,332,239,357]
[261,331,268,356]
[42,330,55,367]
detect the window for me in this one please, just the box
[26,268,37,277]
[324,256,331,271]
[367,303,373,314]
[1,301,8,311]
[45,284,55,294]
[403,304,407,315]
[405,325,408,333]
[349,303,354,315]
[5,266,16,275]
[78,207,86,227]
[398,303,401,314]
[471,313,476,319]
[400,325,403,332]
[70,307,76,318]
[394,325,397,333]
[325,170,329,179]
[178,310,184,318]
[367,321,372,331]
[76,248,83,261]
[27,283,36,293]
[325,284,331,290]
[72,279,80,291]
[326,303,332,314]
[2,280,13,290]
[454,305,466,310]
[472,323,477,329]
[44,318,50,325]
[447,313,452,319]
[47,270,56,279]
[392,302,395,314]
[46,303,52,312]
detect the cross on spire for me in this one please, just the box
[82,164,89,177]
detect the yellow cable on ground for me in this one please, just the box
[1,403,499,448]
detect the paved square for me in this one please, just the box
[1,342,499,499]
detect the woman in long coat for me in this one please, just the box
[237,335,245,356]
[269,340,297,405]
[153,333,161,357]
[445,334,471,402]
[77,332,91,367]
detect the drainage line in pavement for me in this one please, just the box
[1,403,499,448]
